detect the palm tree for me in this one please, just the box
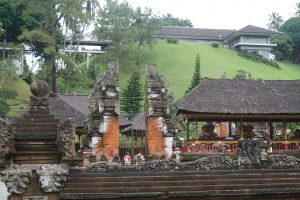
[295,2,300,17]
[267,12,284,31]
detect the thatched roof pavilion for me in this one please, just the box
[176,79,300,122]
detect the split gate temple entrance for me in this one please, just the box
[88,63,178,163]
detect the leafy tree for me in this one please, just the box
[94,0,136,67]
[267,12,284,31]
[281,17,300,63]
[161,13,193,27]
[120,72,143,118]
[133,7,161,50]
[186,54,201,94]
[94,0,160,68]
[271,34,293,61]
[295,2,300,17]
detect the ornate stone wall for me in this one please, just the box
[1,164,68,200]
[88,62,119,163]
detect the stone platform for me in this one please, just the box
[60,168,300,200]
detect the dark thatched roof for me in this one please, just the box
[154,26,235,40]
[176,79,300,115]
[120,112,145,135]
[49,94,89,127]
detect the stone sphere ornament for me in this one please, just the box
[30,80,49,97]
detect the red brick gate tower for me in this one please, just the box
[145,64,179,159]
[88,62,119,163]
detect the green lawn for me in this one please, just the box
[123,40,300,99]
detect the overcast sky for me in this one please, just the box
[126,0,299,30]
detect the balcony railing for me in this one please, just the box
[181,140,300,153]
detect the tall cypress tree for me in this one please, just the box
[120,72,144,118]
[186,54,201,94]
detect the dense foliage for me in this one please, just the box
[280,17,300,63]
[120,72,143,118]
[211,42,219,48]
[238,51,280,68]
[161,13,193,27]
[166,37,179,44]
[0,87,18,118]
[0,59,15,85]
[271,35,293,61]
[186,54,201,94]
[233,69,252,80]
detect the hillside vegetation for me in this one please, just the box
[5,77,31,118]
[6,40,300,113]
[123,40,300,99]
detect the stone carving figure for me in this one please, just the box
[0,118,15,156]
[36,164,68,193]
[237,138,263,167]
[57,118,76,158]
[29,80,50,111]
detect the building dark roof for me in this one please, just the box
[238,25,280,34]
[49,94,89,127]
[154,26,235,40]
[155,25,281,41]
[176,79,300,116]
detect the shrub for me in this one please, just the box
[166,37,178,44]
[238,51,280,69]
[233,69,252,80]
[211,42,219,48]
[0,88,18,99]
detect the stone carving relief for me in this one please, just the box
[0,118,15,156]
[87,138,300,172]
[57,118,76,158]
[0,165,32,194]
[36,164,69,192]
[23,197,48,200]
[36,164,68,193]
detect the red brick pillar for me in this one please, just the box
[147,117,164,158]
[102,116,119,163]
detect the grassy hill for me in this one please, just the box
[4,77,31,118]
[120,40,300,99]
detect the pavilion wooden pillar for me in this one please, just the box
[186,122,190,141]
[195,120,199,140]
[283,121,289,150]
[240,121,244,138]
[229,121,232,137]
[269,122,274,140]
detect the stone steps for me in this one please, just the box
[12,113,61,165]
[16,127,57,133]
[60,170,300,199]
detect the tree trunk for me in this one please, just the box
[51,16,57,94]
